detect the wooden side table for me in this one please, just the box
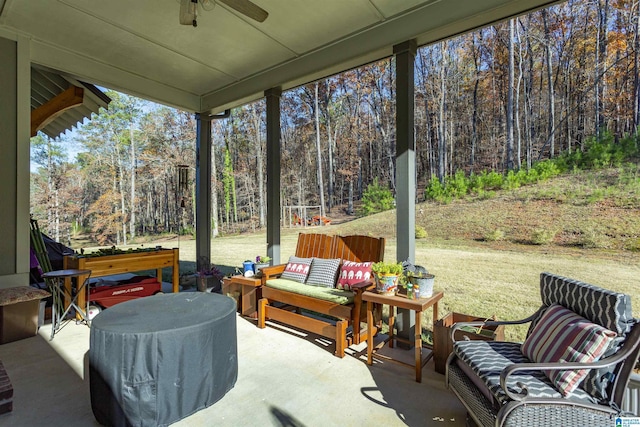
[222,275,263,317]
[363,290,444,382]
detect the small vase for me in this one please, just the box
[375,274,399,295]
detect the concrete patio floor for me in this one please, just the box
[0,311,466,426]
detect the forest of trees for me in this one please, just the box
[30,0,640,245]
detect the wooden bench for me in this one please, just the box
[258,233,385,358]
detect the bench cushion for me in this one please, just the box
[265,279,354,305]
[453,340,596,406]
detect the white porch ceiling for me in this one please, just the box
[0,0,561,114]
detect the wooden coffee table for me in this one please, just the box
[222,275,263,317]
[363,290,443,382]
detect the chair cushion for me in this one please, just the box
[337,261,373,290]
[453,341,597,406]
[522,304,616,395]
[535,273,633,401]
[265,278,355,305]
[537,273,633,336]
[305,258,341,288]
[280,256,313,283]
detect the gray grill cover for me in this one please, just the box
[90,292,237,427]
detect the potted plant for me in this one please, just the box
[371,261,403,295]
[195,256,224,292]
[254,255,272,272]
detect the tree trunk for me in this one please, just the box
[252,107,265,228]
[471,32,480,171]
[326,80,334,214]
[438,41,448,183]
[515,20,524,169]
[117,145,127,245]
[542,9,556,158]
[506,19,515,171]
[595,0,609,137]
[314,82,326,218]
[634,1,640,133]
[129,124,136,239]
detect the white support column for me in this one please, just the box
[0,35,30,288]
[265,87,282,264]
[195,113,212,271]
[394,39,417,349]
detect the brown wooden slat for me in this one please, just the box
[331,235,384,262]
[295,233,332,258]
[264,305,338,339]
[262,286,352,319]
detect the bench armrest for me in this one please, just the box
[349,280,375,292]
[261,264,286,280]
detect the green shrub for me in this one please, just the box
[359,178,395,216]
[502,170,527,190]
[445,170,468,198]
[415,224,428,239]
[533,160,561,180]
[523,168,540,184]
[481,171,504,190]
[485,229,505,242]
[425,176,451,203]
[531,228,555,245]
[579,227,608,249]
[586,188,606,204]
[624,238,640,252]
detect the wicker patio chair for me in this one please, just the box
[446,272,640,427]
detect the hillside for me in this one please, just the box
[335,167,640,256]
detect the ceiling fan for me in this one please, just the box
[179,0,268,27]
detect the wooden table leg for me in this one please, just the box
[415,309,422,383]
[388,305,395,348]
[241,285,258,318]
[367,300,374,365]
[172,248,179,293]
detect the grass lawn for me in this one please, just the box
[77,168,640,342]
[142,228,638,342]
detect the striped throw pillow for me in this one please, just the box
[305,258,341,288]
[521,303,616,395]
[280,256,312,283]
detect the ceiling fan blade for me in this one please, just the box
[218,0,268,22]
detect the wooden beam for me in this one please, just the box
[30,85,84,137]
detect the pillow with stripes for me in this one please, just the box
[521,303,616,395]
[305,258,341,288]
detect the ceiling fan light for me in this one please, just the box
[179,0,198,26]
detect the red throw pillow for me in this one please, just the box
[337,261,372,290]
